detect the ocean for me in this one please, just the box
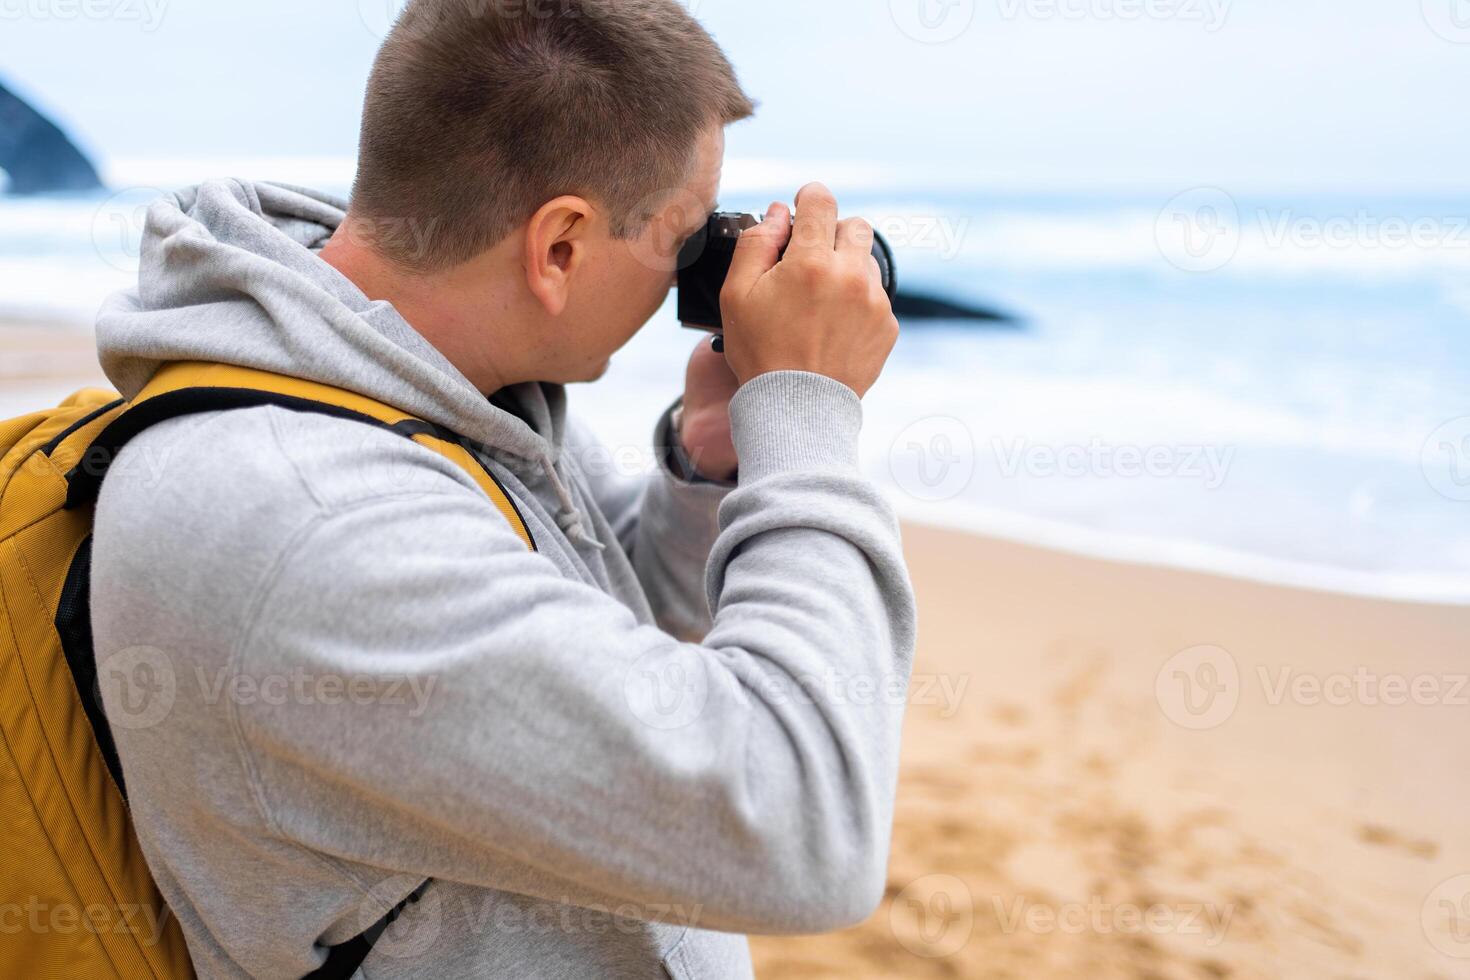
[3,173,1467,602]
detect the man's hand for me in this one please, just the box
[678,338,741,482]
[718,183,900,398]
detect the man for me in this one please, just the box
[91,0,915,976]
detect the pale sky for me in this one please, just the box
[1,0,1465,194]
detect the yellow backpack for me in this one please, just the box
[0,361,535,979]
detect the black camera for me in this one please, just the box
[676,212,898,332]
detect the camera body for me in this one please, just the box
[676,212,898,332]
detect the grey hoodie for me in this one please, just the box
[90,179,916,979]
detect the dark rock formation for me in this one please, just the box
[0,77,103,195]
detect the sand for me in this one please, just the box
[0,319,107,387]
[751,523,1470,979]
[5,324,1467,978]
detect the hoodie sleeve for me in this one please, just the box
[230,371,917,936]
[566,405,732,640]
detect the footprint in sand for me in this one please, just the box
[991,702,1030,727]
[1356,823,1440,860]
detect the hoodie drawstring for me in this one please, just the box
[539,454,605,552]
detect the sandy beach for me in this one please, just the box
[752,524,1470,979]
[0,318,108,388]
[5,325,1466,978]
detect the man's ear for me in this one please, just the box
[523,195,595,317]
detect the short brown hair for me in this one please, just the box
[350,0,754,271]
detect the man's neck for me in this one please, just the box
[318,225,514,394]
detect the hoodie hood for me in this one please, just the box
[96,179,606,546]
[97,178,567,464]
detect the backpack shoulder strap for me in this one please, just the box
[63,363,525,976]
[66,361,535,551]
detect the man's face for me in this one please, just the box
[558,125,725,382]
